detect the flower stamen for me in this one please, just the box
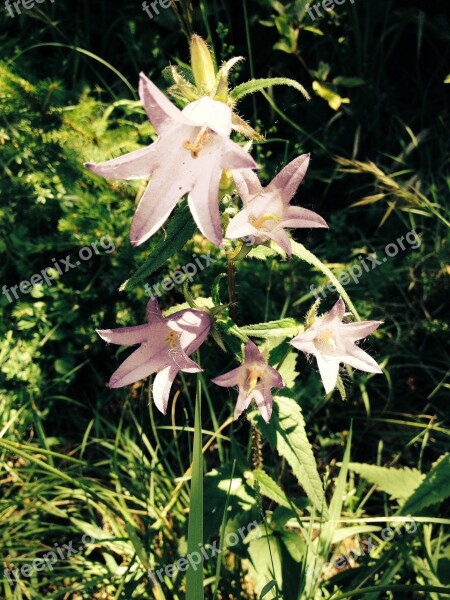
[250,212,281,230]
[316,330,337,353]
[183,126,210,158]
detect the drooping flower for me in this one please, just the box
[97,299,211,414]
[86,74,258,247]
[226,154,328,256]
[212,340,285,422]
[290,297,382,394]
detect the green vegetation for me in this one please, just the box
[1,1,449,598]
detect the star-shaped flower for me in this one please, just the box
[290,297,382,394]
[212,340,285,422]
[226,154,328,256]
[86,74,258,247]
[97,299,211,414]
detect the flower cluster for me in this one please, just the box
[90,36,382,422]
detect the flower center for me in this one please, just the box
[246,367,263,394]
[165,330,181,350]
[315,330,337,353]
[183,126,211,159]
[250,212,281,231]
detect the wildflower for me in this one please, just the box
[290,297,382,394]
[212,340,285,422]
[97,299,211,414]
[86,74,257,247]
[226,154,328,256]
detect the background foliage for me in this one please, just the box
[0,0,449,598]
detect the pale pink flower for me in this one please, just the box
[290,297,382,394]
[86,74,257,247]
[212,340,285,422]
[97,299,211,414]
[226,154,328,256]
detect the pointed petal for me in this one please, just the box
[265,365,285,390]
[146,298,165,324]
[290,336,317,355]
[323,297,346,328]
[267,154,310,204]
[315,353,340,394]
[108,345,166,388]
[212,366,244,387]
[251,388,273,423]
[152,365,178,414]
[187,152,223,246]
[85,144,157,181]
[226,209,259,239]
[130,159,190,247]
[234,386,252,420]
[244,340,263,363]
[232,169,263,205]
[282,206,328,229]
[343,345,383,374]
[341,320,383,342]
[220,138,259,170]
[268,228,292,256]
[97,324,149,346]
[139,73,184,133]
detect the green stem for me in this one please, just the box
[186,375,204,600]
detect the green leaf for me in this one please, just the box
[120,202,195,290]
[239,319,300,339]
[290,240,360,320]
[250,396,328,517]
[248,533,283,599]
[348,463,424,502]
[400,454,450,516]
[248,245,277,260]
[250,469,291,509]
[231,77,310,102]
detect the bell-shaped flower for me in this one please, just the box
[97,299,211,414]
[86,74,258,247]
[212,340,285,422]
[226,154,328,256]
[290,297,382,394]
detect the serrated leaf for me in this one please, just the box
[248,245,277,260]
[250,396,328,517]
[120,203,195,290]
[231,77,310,102]
[400,454,450,515]
[239,319,300,339]
[348,463,424,502]
[290,240,360,320]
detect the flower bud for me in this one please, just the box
[190,35,216,92]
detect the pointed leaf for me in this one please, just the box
[250,396,328,517]
[231,77,310,102]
